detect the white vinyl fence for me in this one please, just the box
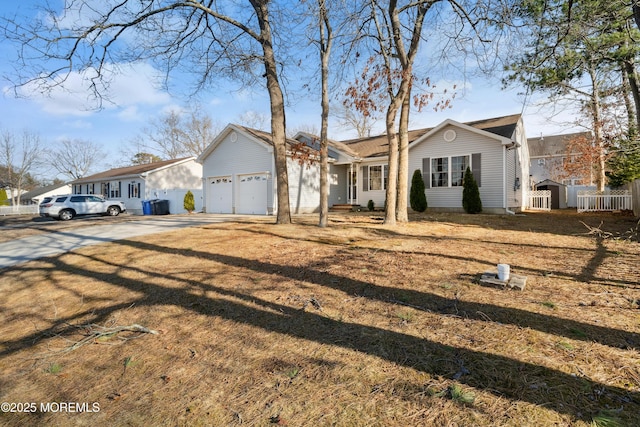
[577,190,633,213]
[0,205,39,216]
[528,190,551,211]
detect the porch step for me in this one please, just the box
[330,204,362,212]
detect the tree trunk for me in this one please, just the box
[384,108,399,226]
[251,0,291,224]
[318,0,331,228]
[396,91,410,222]
[588,66,607,191]
[623,59,640,133]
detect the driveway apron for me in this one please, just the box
[0,215,248,270]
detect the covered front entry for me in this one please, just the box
[208,176,233,213]
[237,173,269,214]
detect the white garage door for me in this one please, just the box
[208,176,233,213]
[237,173,268,215]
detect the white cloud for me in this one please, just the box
[17,62,172,117]
[62,119,93,130]
[117,105,142,122]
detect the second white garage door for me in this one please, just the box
[237,173,268,214]
[208,176,233,213]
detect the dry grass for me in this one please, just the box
[0,211,639,426]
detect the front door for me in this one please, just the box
[348,169,357,204]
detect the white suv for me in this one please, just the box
[39,194,127,221]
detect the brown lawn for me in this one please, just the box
[0,211,639,426]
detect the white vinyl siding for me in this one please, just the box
[145,161,202,190]
[409,125,504,209]
[287,158,321,214]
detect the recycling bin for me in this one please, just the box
[141,200,154,215]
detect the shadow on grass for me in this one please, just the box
[233,221,640,289]
[1,237,638,424]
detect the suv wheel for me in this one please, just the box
[107,206,121,216]
[59,209,75,221]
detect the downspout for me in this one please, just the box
[504,143,516,215]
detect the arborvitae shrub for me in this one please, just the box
[367,199,375,211]
[462,166,482,214]
[0,188,9,206]
[183,190,195,213]
[410,169,427,212]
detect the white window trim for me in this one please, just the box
[431,154,471,188]
[367,164,388,191]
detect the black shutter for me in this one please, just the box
[118,181,122,197]
[362,166,368,192]
[137,183,141,198]
[422,158,430,189]
[472,153,481,187]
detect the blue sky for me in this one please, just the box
[0,1,581,176]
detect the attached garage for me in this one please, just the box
[208,176,233,213]
[198,124,322,216]
[236,173,269,214]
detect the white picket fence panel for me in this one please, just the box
[577,190,632,213]
[528,190,551,211]
[0,205,39,216]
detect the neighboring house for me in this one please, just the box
[19,183,72,205]
[199,114,530,215]
[528,132,594,186]
[528,132,596,208]
[71,157,203,215]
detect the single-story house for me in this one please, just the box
[19,183,72,205]
[340,114,530,213]
[199,114,530,215]
[70,157,203,215]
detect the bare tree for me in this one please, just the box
[333,102,379,138]
[0,130,43,205]
[236,111,269,130]
[136,108,220,159]
[351,0,510,224]
[3,0,293,223]
[359,1,430,226]
[49,138,105,180]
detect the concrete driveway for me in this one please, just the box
[0,214,263,270]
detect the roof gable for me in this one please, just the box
[198,124,288,162]
[342,114,521,159]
